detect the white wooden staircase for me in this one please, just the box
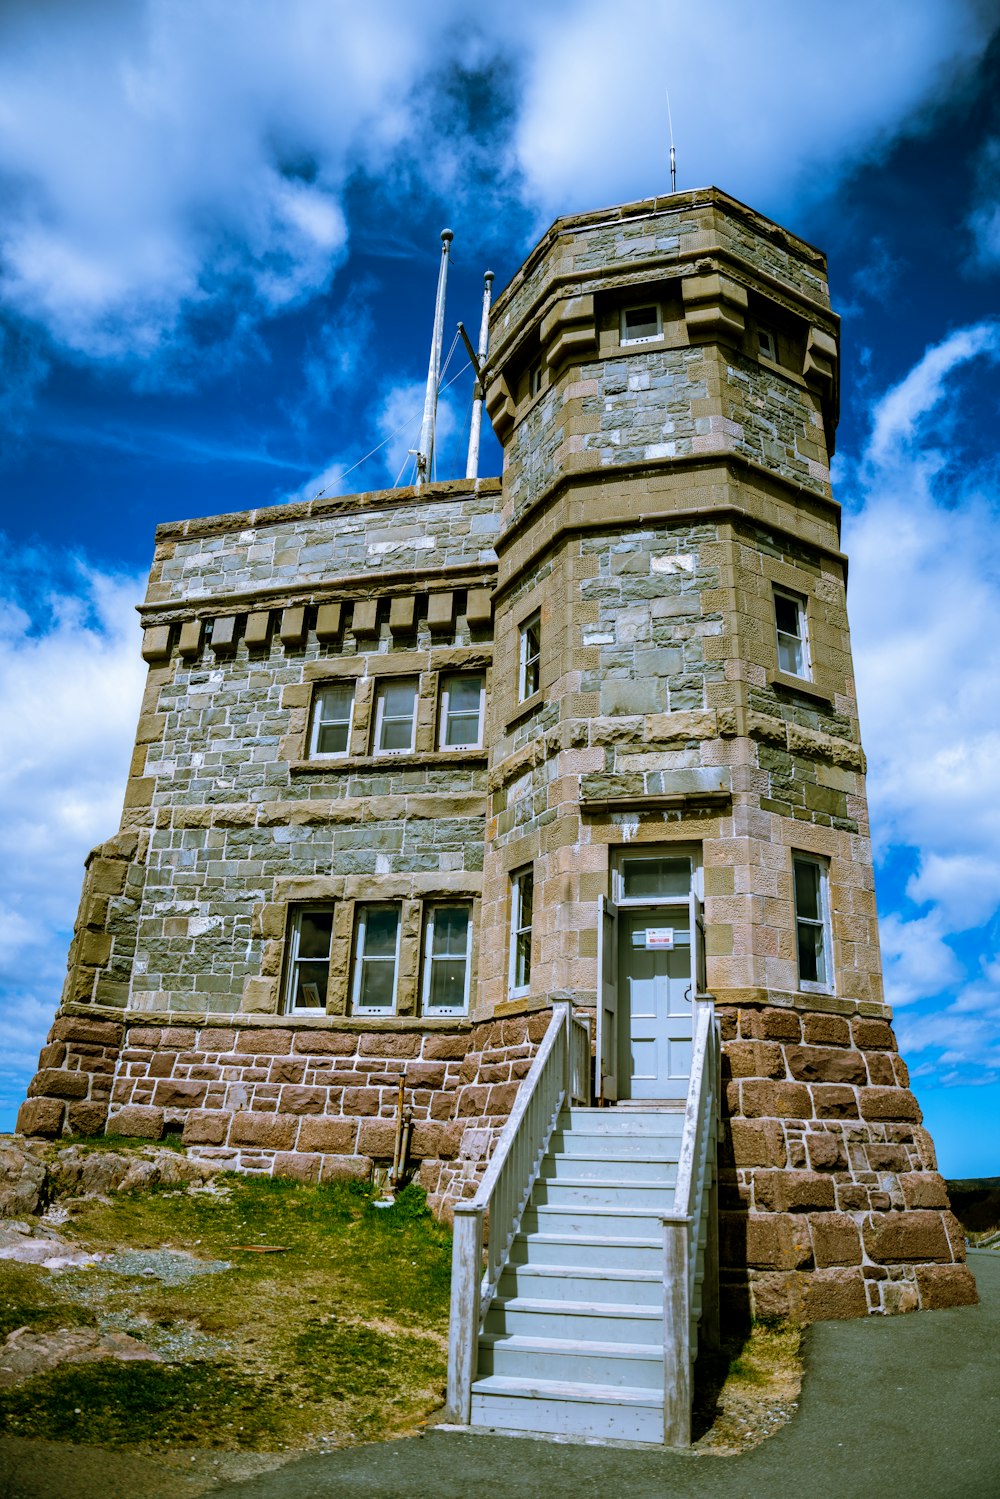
[445,1002,720,1447]
[472,1106,686,1442]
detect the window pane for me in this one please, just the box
[429,958,467,1009]
[316,721,350,754]
[778,632,804,676]
[624,306,659,339]
[518,872,533,929]
[381,681,416,717]
[359,959,395,1010]
[380,718,413,751]
[364,906,399,957]
[445,713,481,746]
[317,684,353,720]
[621,856,690,901]
[797,924,825,985]
[432,905,470,957]
[523,619,540,660]
[298,909,333,959]
[294,961,328,1007]
[774,594,800,637]
[515,930,531,988]
[794,860,821,921]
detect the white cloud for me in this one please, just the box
[0,544,146,1122]
[843,323,1000,1075]
[0,0,994,369]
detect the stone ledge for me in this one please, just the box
[714,989,891,1020]
[287,753,488,777]
[768,670,835,707]
[59,1004,473,1033]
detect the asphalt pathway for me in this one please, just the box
[1,1252,996,1498]
[209,1249,1000,1499]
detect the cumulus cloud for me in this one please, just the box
[843,323,1000,1080]
[0,0,994,373]
[0,543,146,1123]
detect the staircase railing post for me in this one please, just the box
[445,1204,484,1424]
[551,998,572,1106]
[702,1020,721,1350]
[662,1218,691,1447]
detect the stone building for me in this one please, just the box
[19,187,976,1326]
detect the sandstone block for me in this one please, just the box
[852,1018,896,1051]
[803,1267,867,1321]
[342,1087,380,1116]
[723,1041,785,1080]
[864,1053,896,1086]
[292,1031,357,1056]
[359,1034,421,1059]
[272,1152,322,1183]
[755,1169,835,1213]
[38,1043,67,1068]
[862,1209,951,1264]
[805,1132,847,1171]
[859,1087,920,1123]
[867,1144,910,1171]
[269,1059,307,1084]
[741,1007,801,1042]
[123,1027,163,1048]
[750,1270,801,1321]
[229,1112,298,1150]
[915,1264,979,1310]
[182,1110,231,1146]
[16,1097,65,1138]
[297,1117,358,1154]
[320,1154,372,1183]
[880,1279,920,1315]
[457,1085,490,1118]
[53,1016,124,1047]
[152,1079,208,1109]
[740,1080,811,1119]
[810,1212,862,1267]
[111,1105,165,1139]
[235,1029,293,1055]
[728,1118,787,1168]
[29,1069,89,1101]
[66,1102,108,1136]
[786,1046,866,1086]
[357,1119,398,1157]
[744,1213,813,1270]
[421,1033,470,1061]
[811,1085,859,1118]
[802,1014,850,1047]
[487,1082,519,1115]
[279,1086,327,1114]
[198,1029,238,1053]
[899,1171,950,1210]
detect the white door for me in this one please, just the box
[617,908,694,1101]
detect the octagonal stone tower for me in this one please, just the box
[19,188,975,1323]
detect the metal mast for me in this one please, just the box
[465,270,494,480]
[415,228,454,490]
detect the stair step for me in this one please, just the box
[542,1150,679,1179]
[478,1332,663,1388]
[499,1264,662,1305]
[507,1232,662,1270]
[470,1375,664,1443]
[485,1296,663,1344]
[562,1108,684,1135]
[531,1177,676,1208]
[524,1202,673,1236]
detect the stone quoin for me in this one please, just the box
[19,187,976,1324]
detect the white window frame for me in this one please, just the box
[612,847,700,907]
[758,326,778,361]
[438,673,485,751]
[518,612,541,701]
[620,303,663,346]
[793,854,833,994]
[372,677,418,755]
[420,902,473,1016]
[309,682,355,758]
[774,587,811,680]
[284,906,334,1013]
[508,866,534,996]
[350,903,402,1015]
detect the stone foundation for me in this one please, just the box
[718,1003,977,1319]
[18,1009,547,1219]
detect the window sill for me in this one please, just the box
[505,691,544,730]
[289,751,489,776]
[768,670,834,706]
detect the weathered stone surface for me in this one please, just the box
[291,1031,358,1056]
[0,1140,48,1217]
[727,1118,787,1168]
[356,1119,397,1156]
[802,1014,850,1047]
[234,1029,293,1056]
[297,1117,358,1154]
[0,1326,160,1388]
[805,1132,847,1171]
[152,1079,208,1109]
[28,1069,88,1102]
[358,1034,421,1059]
[15,1099,65,1139]
[65,1102,108,1136]
[862,1210,952,1264]
[182,1110,231,1146]
[743,1213,813,1269]
[802,1267,868,1321]
[755,1169,835,1213]
[740,1080,812,1119]
[811,1085,860,1119]
[809,1212,862,1267]
[110,1105,165,1139]
[899,1171,950,1210]
[859,1087,920,1123]
[914,1263,979,1309]
[229,1112,298,1150]
[786,1046,866,1086]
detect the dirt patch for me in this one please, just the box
[692,1320,802,1454]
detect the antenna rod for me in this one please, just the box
[465,269,494,480]
[666,90,677,193]
[415,227,454,490]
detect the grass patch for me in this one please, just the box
[693,1319,802,1452]
[0,1173,454,1451]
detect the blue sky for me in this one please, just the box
[1,1,999,1175]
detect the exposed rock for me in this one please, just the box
[0,1326,160,1388]
[0,1139,48,1218]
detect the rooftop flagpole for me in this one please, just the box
[465,270,494,480]
[415,228,454,491]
